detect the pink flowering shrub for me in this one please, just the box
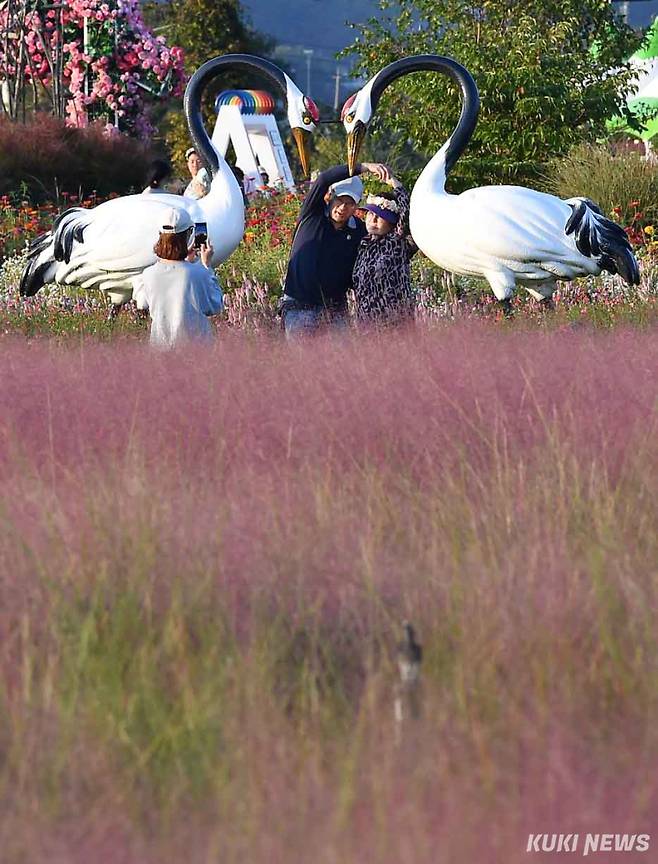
[0,0,185,137]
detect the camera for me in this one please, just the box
[194,222,208,249]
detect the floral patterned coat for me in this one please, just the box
[352,184,417,323]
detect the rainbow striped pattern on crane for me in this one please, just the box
[214,90,276,115]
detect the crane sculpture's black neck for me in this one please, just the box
[183,54,288,178]
[369,55,479,179]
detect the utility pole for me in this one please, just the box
[303,48,313,96]
[333,64,342,111]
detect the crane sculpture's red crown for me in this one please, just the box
[303,96,320,123]
[340,93,357,121]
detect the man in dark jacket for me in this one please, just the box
[281,161,390,336]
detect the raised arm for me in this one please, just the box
[199,241,223,315]
[297,164,362,221]
[297,162,393,223]
[390,179,417,254]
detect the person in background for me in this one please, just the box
[230,164,250,207]
[133,207,223,348]
[352,172,417,325]
[242,172,259,199]
[184,147,211,199]
[142,158,172,194]
[257,167,273,198]
[280,161,390,337]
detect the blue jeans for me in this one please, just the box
[281,295,349,339]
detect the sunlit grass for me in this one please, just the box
[0,325,657,862]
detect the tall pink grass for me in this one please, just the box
[0,322,657,863]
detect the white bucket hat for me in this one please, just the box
[160,207,193,234]
[328,175,363,203]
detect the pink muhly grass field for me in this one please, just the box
[0,323,657,863]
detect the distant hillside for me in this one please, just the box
[242,1,655,54]
[242,0,379,53]
[242,2,658,53]
[620,1,658,28]
[241,0,380,105]
[240,1,657,105]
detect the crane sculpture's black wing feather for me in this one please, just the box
[20,208,93,297]
[565,197,639,286]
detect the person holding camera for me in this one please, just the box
[133,207,223,348]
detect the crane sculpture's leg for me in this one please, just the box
[106,289,133,322]
[485,269,516,318]
[526,281,557,312]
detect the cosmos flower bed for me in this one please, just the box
[2,188,658,336]
[0,325,657,862]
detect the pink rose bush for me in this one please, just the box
[0,0,185,137]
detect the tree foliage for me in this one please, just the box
[342,0,645,189]
[156,0,271,75]
[145,0,273,167]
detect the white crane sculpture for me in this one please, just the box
[20,54,320,308]
[341,55,639,312]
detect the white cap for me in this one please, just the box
[160,207,193,234]
[329,175,363,203]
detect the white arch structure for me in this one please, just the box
[211,89,296,190]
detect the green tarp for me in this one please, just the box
[611,18,658,141]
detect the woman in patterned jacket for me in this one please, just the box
[352,171,417,324]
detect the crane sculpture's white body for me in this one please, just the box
[410,172,602,301]
[21,54,319,306]
[38,171,243,305]
[342,56,639,307]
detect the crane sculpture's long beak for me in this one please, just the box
[346,121,367,176]
[291,128,312,179]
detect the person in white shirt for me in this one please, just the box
[133,207,223,348]
[242,173,259,198]
[183,147,211,199]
